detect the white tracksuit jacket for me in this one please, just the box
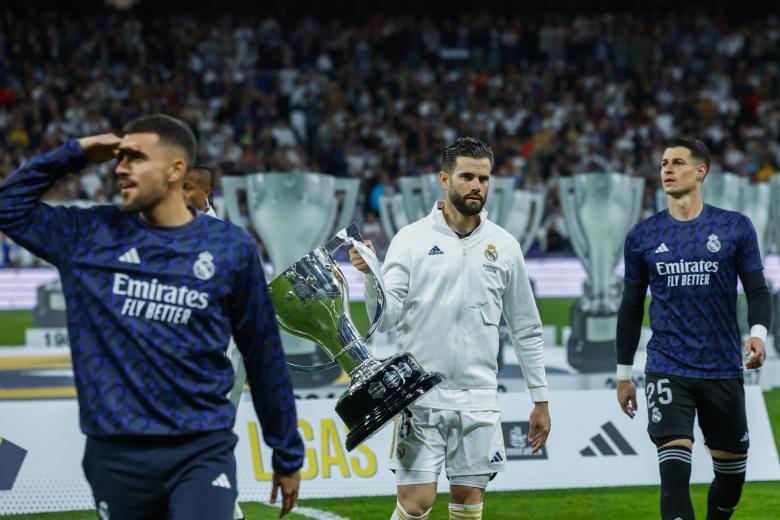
[365,202,548,411]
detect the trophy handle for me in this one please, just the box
[559,177,592,273]
[285,222,386,373]
[322,222,386,338]
[336,223,386,343]
[400,177,428,222]
[334,178,360,232]
[523,189,547,253]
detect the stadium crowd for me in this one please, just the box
[1,7,779,266]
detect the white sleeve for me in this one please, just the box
[364,232,409,333]
[502,243,548,403]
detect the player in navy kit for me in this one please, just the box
[0,115,303,519]
[616,138,771,520]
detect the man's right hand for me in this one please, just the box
[78,134,122,164]
[349,239,375,274]
[617,379,638,419]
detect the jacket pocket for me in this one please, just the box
[479,304,501,327]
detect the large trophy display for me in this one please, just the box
[268,223,444,450]
[378,175,437,238]
[222,173,359,386]
[502,188,547,253]
[560,173,645,372]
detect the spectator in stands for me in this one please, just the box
[1,7,779,266]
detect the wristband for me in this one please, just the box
[750,324,768,343]
[616,364,633,381]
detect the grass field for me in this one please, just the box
[0,310,34,345]
[5,389,779,519]
[0,300,587,347]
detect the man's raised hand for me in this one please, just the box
[78,134,122,164]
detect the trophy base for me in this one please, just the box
[335,353,444,451]
[567,337,616,373]
[567,305,617,373]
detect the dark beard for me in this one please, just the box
[449,190,486,216]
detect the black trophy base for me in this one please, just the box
[335,353,444,451]
[566,304,617,373]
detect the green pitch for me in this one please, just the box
[4,389,778,519]
[0,310,34,345]
[1,299,576,346]
[3,482,779,519]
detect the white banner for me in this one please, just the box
[0,389,778,514]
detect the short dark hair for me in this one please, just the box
[190,163,215,207]
[441,137,494,174]
[123,114,197,168]
[191,163,214,186]
[665,137,711,173]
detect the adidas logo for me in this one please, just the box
[427,245,444,255]
[490,451,504,463]
[118,247,141,264]
[211,473,231,489]
[580,421,637,457]
[740,431,749,442]
[654,243,670,254]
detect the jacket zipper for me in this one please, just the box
[451,244,468,384]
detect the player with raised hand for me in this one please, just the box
[0,115,303,519]
[616,137,771,520]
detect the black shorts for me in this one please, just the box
[644,373,749,453]
[83,429,238,520]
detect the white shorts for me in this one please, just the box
[389,406,505,482]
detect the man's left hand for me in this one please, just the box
[527,402,551,453]
[270,470,301,517]
[744,337,766,369]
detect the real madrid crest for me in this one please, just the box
[193,251,215,280]
[397,444,406,459]
[706,234,721,253]
[484,243,498,262]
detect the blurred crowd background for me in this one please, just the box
[1,1,779,266]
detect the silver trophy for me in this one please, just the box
[378,175,439,238]
[502,188,547,254]
[222,172,359,385]
[268,223,444,450]
[560,173,645,372]
[378,192,410,239]
[483,176,515,226]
